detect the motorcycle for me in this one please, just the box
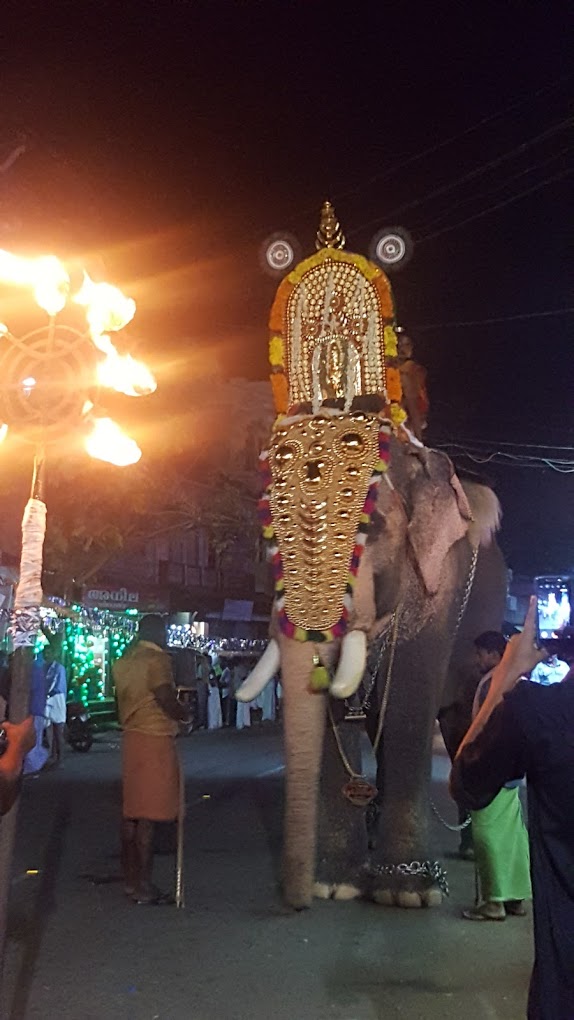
[66,701,93,753]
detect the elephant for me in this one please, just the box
[237,419,506,910]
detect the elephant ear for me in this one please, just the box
[407,451,471,595]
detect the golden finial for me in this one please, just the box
[316,200,346,250]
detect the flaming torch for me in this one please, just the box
[0,249,156,974]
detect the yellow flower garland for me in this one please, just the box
[383,325,398,359]
[269,335,284,367]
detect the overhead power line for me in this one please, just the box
[331,74,572,206]
[347,116,574,237]
[435,441,574,474]
[413,307,574,331]
[438,436,574,452]
[416,144,573,235]
[417,165,573,243]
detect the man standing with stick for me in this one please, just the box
[114,615,191,906]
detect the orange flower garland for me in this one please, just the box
[385,366,402,403]
[270,371,288,413]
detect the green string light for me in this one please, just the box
[63,618,134,703]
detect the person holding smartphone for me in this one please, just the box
[0,719,36,814]
[450,598,574,1019]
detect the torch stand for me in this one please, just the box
[0,452,47,987]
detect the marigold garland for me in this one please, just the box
[269,335,284,367]
[389,402,407,426]
[270,372,288,413]
[383,325,398,358]
[385,366,402,403]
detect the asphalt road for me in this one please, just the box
[1,724,533,1020]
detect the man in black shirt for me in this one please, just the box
[450,599,574,1020]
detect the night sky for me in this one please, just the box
[1,1,573,575]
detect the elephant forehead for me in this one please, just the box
[267,413,382,632]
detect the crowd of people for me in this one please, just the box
[172,648,280,731]
[0,605,571,1016]
[448,601,573,1018]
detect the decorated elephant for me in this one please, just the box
[237,204,506,909]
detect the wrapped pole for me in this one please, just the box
[0,453,47,982]
[175,757,185,909]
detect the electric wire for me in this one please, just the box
[329,75,572,206]
[436,436,574,452]
[416,144,574,235]
[413,307,574,331]
[347,116,574,237]
[417,165,573,243]
[434,442,574,473]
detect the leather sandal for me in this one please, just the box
[505,900,527,916]
[462,903,505,921]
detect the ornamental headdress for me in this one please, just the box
[257,205,410,650]
[268,201,404,424]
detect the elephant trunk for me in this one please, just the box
[330,629,367,699]
[235,639,280,702]
[280,638,327,909]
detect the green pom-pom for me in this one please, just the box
[309,663,330,691]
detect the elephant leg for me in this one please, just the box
[369,629,448,908]
[315,712,368,900]
[280,640,327,910]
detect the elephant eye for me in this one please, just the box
[275,443,297,464]
[341,432,364,450]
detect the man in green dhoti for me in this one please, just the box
[462,631,531,921]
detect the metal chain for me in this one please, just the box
[327,702,363,780]
[430,543,479,832]
[328,547,479,819]
[371,605,402,756]
[361,614,396,712]
[328,605,402,779]
[430,800,472,831]
[367,859,450,897]
[454,544,479,638]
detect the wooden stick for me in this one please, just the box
[175,756,185,908]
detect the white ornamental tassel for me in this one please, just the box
[311,343,322,414]
[366,310,379,387]
[344,345,360,412]
[321,270,335,330]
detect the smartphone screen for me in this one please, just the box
[534,576,573,651]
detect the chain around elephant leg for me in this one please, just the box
[365,858,448,908]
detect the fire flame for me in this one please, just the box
[95,346,157,397]
[0,250,69,316]
[85,417,141,467]
[73,272,156,397]
[73,272,136,339]
[0,253,155,469]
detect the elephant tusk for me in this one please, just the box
[235,639,280,702]
[330,630,367,699]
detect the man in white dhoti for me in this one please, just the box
[207,675,222,729]
[234,661,251,729]
[257,677,276,722]
[44,643,67,767]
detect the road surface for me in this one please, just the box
[1,724,532,1019]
